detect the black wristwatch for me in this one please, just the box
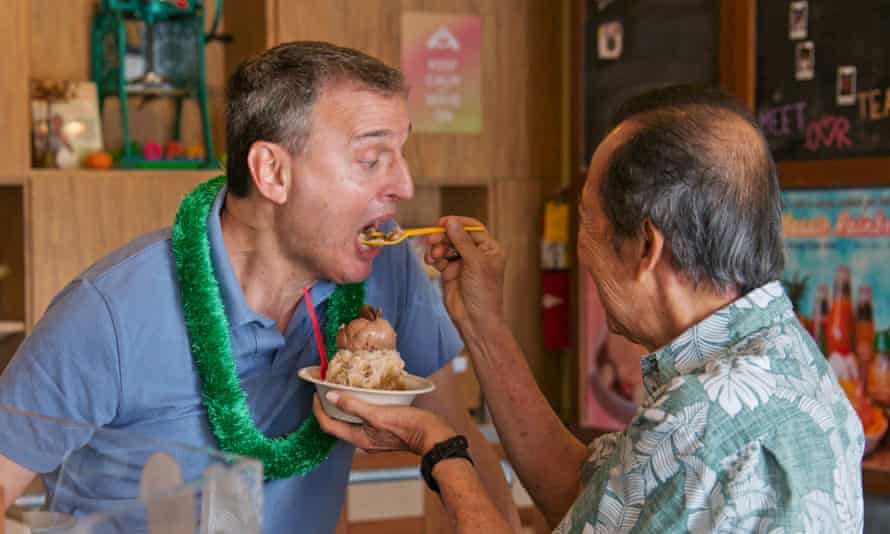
[420,435,474,494]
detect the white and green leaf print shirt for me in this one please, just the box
[555,281,865,534]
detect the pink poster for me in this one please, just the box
[579,271,645,430]
[401,12,482,133]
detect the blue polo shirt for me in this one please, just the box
[0,187,462,533]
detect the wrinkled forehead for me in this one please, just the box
[308,84,410,144]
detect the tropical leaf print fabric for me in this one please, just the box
[554,282,864,533]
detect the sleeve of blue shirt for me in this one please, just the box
[0,279,121,473]
[368,242,463,379]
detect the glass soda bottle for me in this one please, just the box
[856,286,876,376]
[868,330,890,405]
[826,267,854,355]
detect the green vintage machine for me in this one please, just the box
[91,0,225,168]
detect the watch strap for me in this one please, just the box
[420,435,474,494]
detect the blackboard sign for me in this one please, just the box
[584,0,719,162]
[757,0,890,161]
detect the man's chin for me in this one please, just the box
[329,263,373,285]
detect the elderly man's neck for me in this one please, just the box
[220,193,317,332]
[644,275,740,352]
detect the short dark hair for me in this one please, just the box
[225,41,408,196]
[600,85,784,295]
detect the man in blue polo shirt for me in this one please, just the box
[0,41,518,532]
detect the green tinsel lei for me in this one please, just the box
[171,176,365,480]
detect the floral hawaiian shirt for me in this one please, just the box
[555,281,865,533]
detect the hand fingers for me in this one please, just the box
[439,257,462,282]
[443,219,481,261]
[427,243,460,262]
[316,395,413,453]
[313,395,368,445]
[325,391,380,422]
[423,231,448,247]
[424,216,487,256]
[425,247,459,273]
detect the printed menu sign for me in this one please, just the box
[783,188,890,333]
[401,12,482,133]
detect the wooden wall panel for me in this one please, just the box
[394,185,442,228]
[439,186,488,224]
[275,0,401,60]
[223,0,275,81]
[490,178,547,394]
[269,0,563,185]
[718,0,755,109]
[0,0,31,173]
[0,186,25,322]
[27,170,215,323]
[29,0,228,155]
[29,0,94,82]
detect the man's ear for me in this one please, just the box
[246,141,292,205]
[635,218,665,280]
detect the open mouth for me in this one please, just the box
[358,218,394,249]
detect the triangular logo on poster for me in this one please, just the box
[427,26,460,51]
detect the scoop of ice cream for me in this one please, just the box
[328,305,405,390]
[325,349,406,390]
[336,305,397,351]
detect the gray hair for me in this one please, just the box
[600,85,784,295]
[225,41,408,196]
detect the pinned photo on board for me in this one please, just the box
[795,41,814,81]
[597,21,623,60]
[789,1,808,40]
[837,66,857,106]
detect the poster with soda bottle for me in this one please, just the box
[782,187,890,449]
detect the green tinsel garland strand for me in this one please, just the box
[171,176,364,480]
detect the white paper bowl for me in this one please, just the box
[298,365,436,423]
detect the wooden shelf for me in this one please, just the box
[28,168,221,179]
[0,321,24,340]
[0,321,24,334]
[778,157,890,189]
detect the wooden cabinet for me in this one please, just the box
[0,1,230,373]
[0,171,217,370]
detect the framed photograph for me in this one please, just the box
[31,81,103,169]
[837,66,857,106]
[597,21,623,60]
[789,1,809,40]
[795,41,815,81]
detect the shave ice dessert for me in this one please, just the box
[326,305,407,390]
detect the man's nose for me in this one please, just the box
[387,157,414,200]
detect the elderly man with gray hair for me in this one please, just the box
[318,85,865,533]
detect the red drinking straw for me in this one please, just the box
[303,287,328,379]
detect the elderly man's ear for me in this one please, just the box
[634,218,665,280]
[247,141,293,205]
